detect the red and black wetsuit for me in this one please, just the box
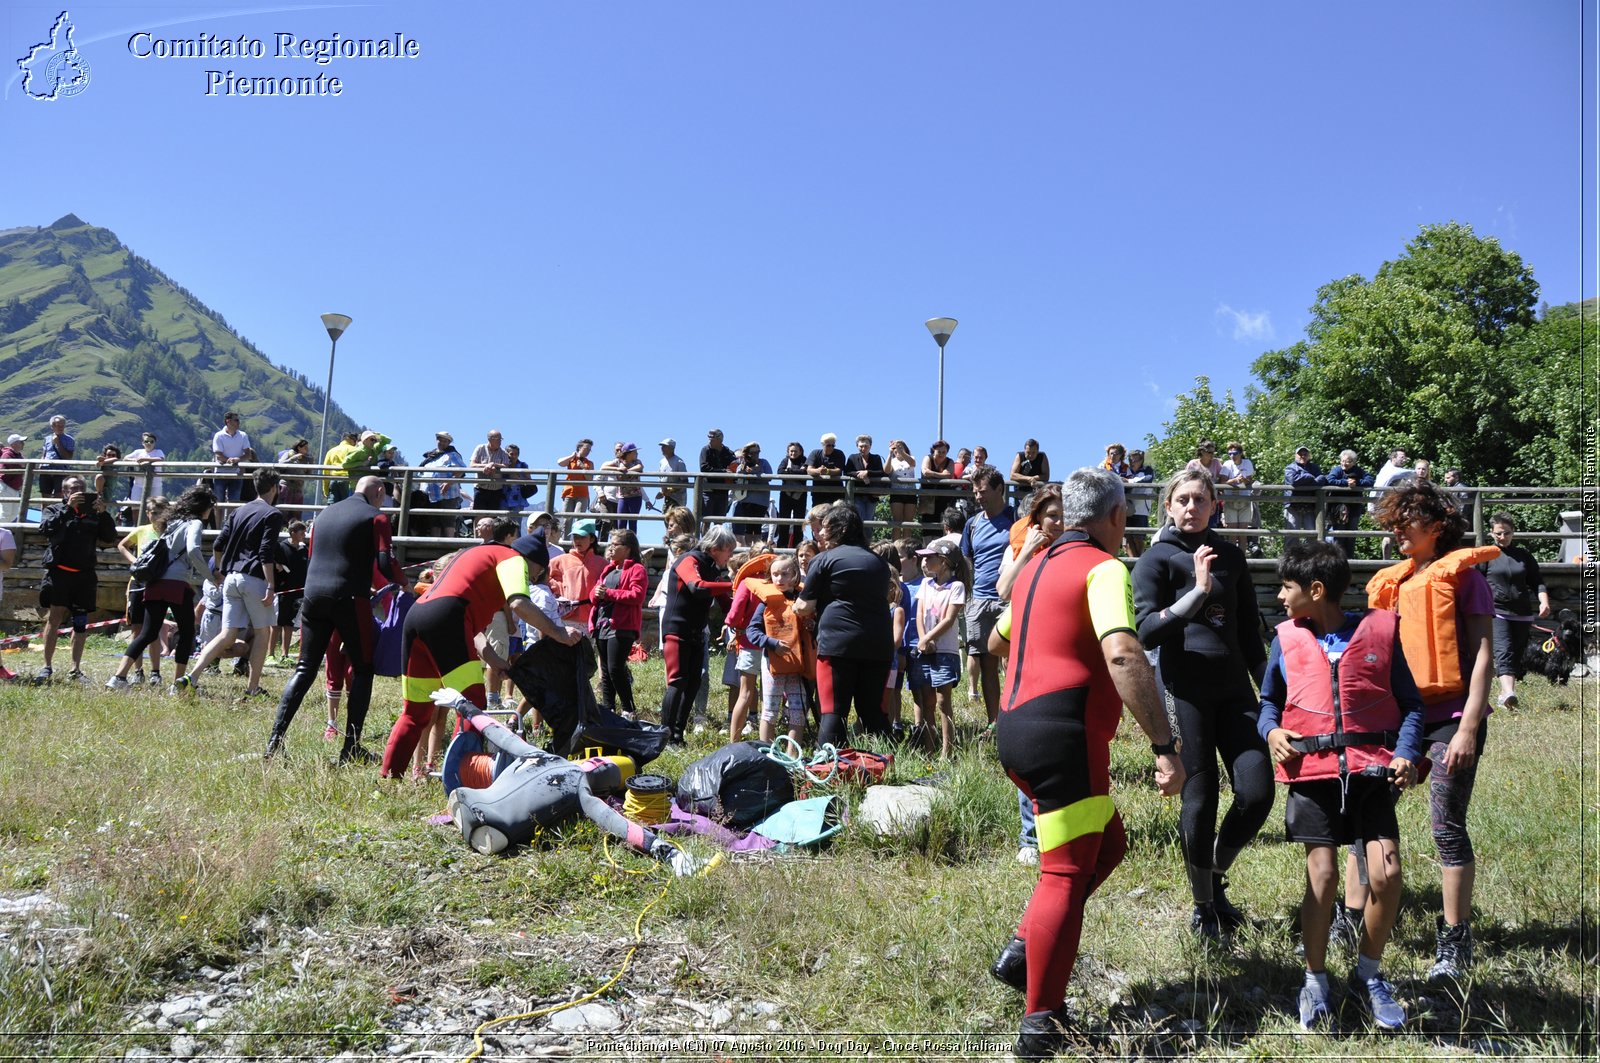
[380,543,532,776]
[994,530,1135,1017]
[658,548,732,741]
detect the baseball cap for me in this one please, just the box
[571,518,599,538]
[436,430,453,443]
[1295,444,1311,454]
[916,540,961,560]
[5,434,26,445]
[659,437,676,447]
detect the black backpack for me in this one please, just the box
[128,533,170,585]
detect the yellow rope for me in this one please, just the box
[456,842,671,1063]
[622,785,672,825]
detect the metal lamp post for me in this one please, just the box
[317,313,353,504]
[924,317,958,441]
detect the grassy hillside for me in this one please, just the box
[0,214,359,461]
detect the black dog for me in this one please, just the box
[1522,610,1583,686]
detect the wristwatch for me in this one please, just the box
[1151,737,1183,756]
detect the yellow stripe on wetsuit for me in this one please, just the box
[402,659,485,701]
[1036,795,1117,852]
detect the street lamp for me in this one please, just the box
[924,317,958,441]
[317,313,353,503]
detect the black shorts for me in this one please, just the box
[40,568,97,614]
[1285,776,1400,847]
[890,492,918,507]
[277,594,302,627]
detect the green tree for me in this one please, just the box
[1242,222,1544,483]
[1144,375,1262,482]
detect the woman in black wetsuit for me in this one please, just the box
[1133,468,1273,939]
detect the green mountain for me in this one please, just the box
[0,214,360,463]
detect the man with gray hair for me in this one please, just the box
[991,467,1184,1059]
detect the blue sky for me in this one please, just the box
[3,0,1590,473]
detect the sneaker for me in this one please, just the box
[990,936,1027,992]
[1212,873,1248,931]
[172,675,197,695]
[322,724,340,741]
[1016,845,1040,866]
[1191,901,1224,942]
[231,659,249,677]
[105,675,131,691]
[133,668,146,683]
[1329,904,1363,954]
[32,666,52,685]
[1348,971,1406,1030]
[1497,692,1519,712]
[148,672,163,687]
[67,669,90,684]
[1428,917,1473,985]
[468,823,512,855]
[337,745,379,766]
[1298,980,1332,1030]
[234,688,273,705]
[1014,1006,1072,1062]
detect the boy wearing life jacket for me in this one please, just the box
[741,556,815,744]
[1258,542,1425,1032]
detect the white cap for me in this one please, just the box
[659,437,676,447]
[5,434,26,445]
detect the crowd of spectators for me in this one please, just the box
[0,415,1492,563]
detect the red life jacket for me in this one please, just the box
[1274,610,1402,784]
[1365,545,1499,705]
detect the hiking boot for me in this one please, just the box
[105,675,131,691]
[337,745,379,766]
[1428,917,1472,985]
[1014,1005,1072,1062]
[1191,902,1224,942]
[1347,971,1406,1030]
[263,734,286,761]
[32,666,52,685]
[990,936,1027,992]
[232,659,249,677]
[1212,873,1248,931]
[1298,979,1332,1030]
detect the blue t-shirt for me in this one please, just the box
[961,505,1016,600]
[900,578,922,648]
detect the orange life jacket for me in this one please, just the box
[749,577,816,677]
[1274,610,1401,784]
[1364,545,1498,705]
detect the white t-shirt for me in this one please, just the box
[519,584,565,644]
[125,448,165,501]
[888,455,918,487]
[211,429,251,463]
[0,525,15,600]
[917,578,967,655]
[1219,457,1255,498]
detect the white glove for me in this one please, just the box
[429,687,471,712]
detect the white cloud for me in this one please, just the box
[1215,303,1275,342]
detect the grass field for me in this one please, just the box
[0,636,1594,1062]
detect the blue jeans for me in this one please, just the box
[1019,789,1037,848]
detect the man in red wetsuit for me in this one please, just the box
[380,527,578,778]
[992,467,1185,1060]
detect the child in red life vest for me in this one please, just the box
[1258,541,1425,1032]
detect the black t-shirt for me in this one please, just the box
[1482,544,1545,615]
[807,448,848,498]
[39,502,116,571]
[800,544,892,661]
[215,499,287,580]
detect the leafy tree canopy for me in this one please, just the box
[1149,222,1585,489]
